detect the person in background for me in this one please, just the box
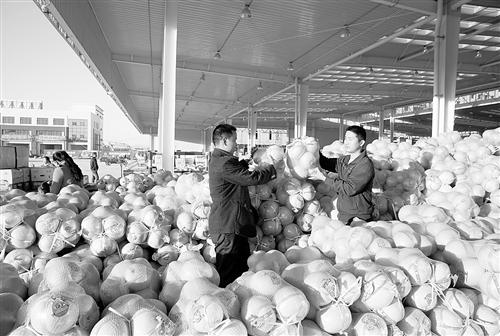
[208,124,282,287]
[50,150,84,194]
[310,125,375,225]
[40,156,55,167]
[90,152,99,183]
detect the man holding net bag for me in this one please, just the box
[208,124,283,287]
[310,125,375,225]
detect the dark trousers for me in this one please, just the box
[91,170,99,183]
[213,233,250,288]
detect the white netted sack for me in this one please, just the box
[315,301,352,334]
[349,312,389,336]
[241,295,277,336]
[285,137,321,180]
[396,306,432,336]
[185,294,229,333]
[272,284,310,325]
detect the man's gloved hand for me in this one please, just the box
[308,167,327,181]
[271,157,285,174]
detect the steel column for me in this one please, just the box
[390,109,395,141]
[379,108,385,139]
[339,116,345,141]
[432,1,460,137]
[160,0,177,171]
[250,106,257,149]
[295,82,309,138]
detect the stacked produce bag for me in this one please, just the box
[0,127,499,336]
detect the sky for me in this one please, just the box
[0,0,200,151]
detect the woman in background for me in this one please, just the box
[40,156,55,167]
[50,150,84,194]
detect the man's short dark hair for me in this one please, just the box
[212,124,237,145]
[346,125,367,142]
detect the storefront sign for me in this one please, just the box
[0,134,32,141]
[35,135,66,141]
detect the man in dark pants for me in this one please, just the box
[208,124,279,287]
[90,152,99,183]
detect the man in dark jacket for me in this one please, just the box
[90,152,99,183]
[311,125,375,224]
[208,124,279,287]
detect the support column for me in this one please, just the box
[149,134,154,151]
[249,106,257,149]
[203,128,212,153]
[432,0,460,137]
[158,90,164,153]
[390,109,395,142]
[311,120,316,138]
[295,80,309,138]
[287,121,294,140]
[160,0,177,172]
[339,115,345,140]
[379,108,385,139]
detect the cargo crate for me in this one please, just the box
[30,167,54,182]
[0,169,24,185]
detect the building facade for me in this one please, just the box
[0,100,104,156]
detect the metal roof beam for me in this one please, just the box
[303,88,429,98]
[256,102,373,110]
[369,0,437,16]
[481,59,500,68]
[131,91,245,106]
[344,56,500,75]
[113,54,294,85]
[305,15,436,81]
[177,61,293,84]
[112,53,161,67]
[450,0,474,10]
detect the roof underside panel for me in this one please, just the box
[42,0,500,137]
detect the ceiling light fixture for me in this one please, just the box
[340,26,351,38]
[404,86,408,92]
[330,83,335,88]
[287,62,294,71]
[258,82,263,90]
[236,97,241,103]
[368,67,374,74]
[214,51,221,60]
[422,46,429,54]
[186,101,190,106]
[41,0,51,13]
[240,4,251,19]
[414,70,419,75]
[200,73,206,81]
[475,50,482,58]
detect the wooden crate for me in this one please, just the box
[0,169,24,184]
[0,146,16,169]
[30,167,55,182]
[19,167,31,182]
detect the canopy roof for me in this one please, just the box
[39,0,500,138]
